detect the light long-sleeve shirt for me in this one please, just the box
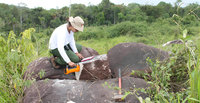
[49,23,78,63]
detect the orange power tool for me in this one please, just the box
[64,64,80,75]
[64,56,94,75]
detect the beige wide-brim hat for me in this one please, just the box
[69,16,84,32]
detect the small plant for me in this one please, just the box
[101,82,132,101]
[135,28,199,103]
[0,28,44,103]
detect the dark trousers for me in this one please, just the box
[50,43,82,65]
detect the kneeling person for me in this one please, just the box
[49,16,84,69]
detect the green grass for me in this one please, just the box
[77,35,136,54]
[77,34,178,55]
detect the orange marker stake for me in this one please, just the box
[119,69,121,94]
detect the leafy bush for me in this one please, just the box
[134,29,200,103]
[75,20,184,44]
[75,26,107,40]
[107,21,149,38]
[187,27,200,36]
[0,28,40,102]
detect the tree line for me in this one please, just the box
[0,0,199,35]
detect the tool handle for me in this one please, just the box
[67,65,77,70]
[64,65,80,74]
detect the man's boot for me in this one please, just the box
[50,56,60,69]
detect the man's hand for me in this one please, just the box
[75,53,84,60]
[68,62,76,67]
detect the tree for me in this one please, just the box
[174,0,183,16]
[182,14,197,25]
[96,12,105,25]
[50,18,62,28]
[61,6,69,22]
[38,17,45,29]
[112,5,123,24]
[184,3,200,17]
[175,0,182,7]
[31,7,51,28]
[0,4,13,33]
[18,2,27,32]
[157,1,174,18]
[127,3,140,9]
[11,17,17,33]
[11,6,19,19]
[98,0,115,24]
[139,5,163,22]
[118,13,125,22]
[71,4,86,17]
[85,4,95,26]
[0,17,5,29]
[126,3,147,22]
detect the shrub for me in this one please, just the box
[107,21,149,38]
[0,28,39,102]
[136,29,199,103]
[75,26,107,40]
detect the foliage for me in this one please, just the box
[118,13,125,22]
[1,1,200,34]
[132,6,200,102]
[0,28,46,103]
[75,21,151,40]
[75,26,106,40]
[75,20,187,48]
[108,21,149,38]
[186,32,200,103]
[127,30,194,103]
[96,12,105,25]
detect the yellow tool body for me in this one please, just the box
[64,64,80,74]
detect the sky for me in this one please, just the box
[1,0,199,10]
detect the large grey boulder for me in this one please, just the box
[23,57,76,81]
[107,42,170,78]
[80,46,99,57]
[23,77,150,103]
[79,54,111,80]
[23,54,111,81]
[23,46,111,81]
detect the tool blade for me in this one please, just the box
[75,63,83,80]
[79,56,95,64]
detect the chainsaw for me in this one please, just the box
[63,56,94,80]
[64,64,80,75]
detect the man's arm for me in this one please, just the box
[69,35,84,59]
[57,31,71,63]
[69,35,78,53]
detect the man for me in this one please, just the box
[49,16,84,69]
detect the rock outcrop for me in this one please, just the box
[80,46,99,57]
[23,47,111,81]
[23,43,171,103]
[23,77,150,103]
[162,40,187,47]
[23,54,111,81]
[107,42,170,78]
[23,57,76,81]
[79,54,111,80]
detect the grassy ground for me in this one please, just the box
[76,34,178,55]
[77,36,135,54]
